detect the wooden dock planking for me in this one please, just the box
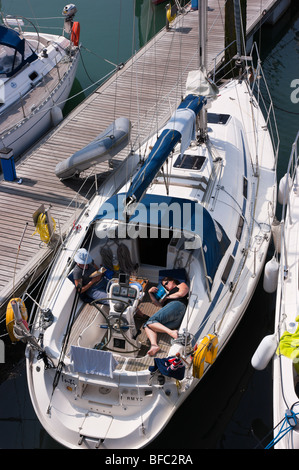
[246,0,291,34]
[0,0,288,314]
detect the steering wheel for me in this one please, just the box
[90,297,141,352]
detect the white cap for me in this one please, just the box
[74,248,92,265]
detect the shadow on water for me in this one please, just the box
[62,77,87,117]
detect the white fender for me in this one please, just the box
[251,333,278,370]
[278,173,292,205]
[51,106,63,126]
[263,257,279,293]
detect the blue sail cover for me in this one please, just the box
[125,128,181,206]
[0,25,25,54]
[0,25,37,77]
[94,193,230,283]
[125,94,206,207]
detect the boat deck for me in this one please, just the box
[0,60,71,135]
[66,286,171,372]
[0,0,287,316]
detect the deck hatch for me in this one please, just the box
[207,113,230,125]
[174,154,205,170]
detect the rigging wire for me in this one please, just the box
[47,223,97,411]
[129,0,137,160]
[78,47,96,84]
[6,164,100,333]
[112,0,123,127]
[131,8,189,184]
[47,288,80,413]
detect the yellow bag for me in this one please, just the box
[32,212,56,243]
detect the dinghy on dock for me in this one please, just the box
[55,117,131,179]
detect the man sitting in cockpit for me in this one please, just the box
[73,248,108,303]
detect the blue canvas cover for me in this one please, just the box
[125,128,181,206]
[0,25,24,54]
[149,356,185,380]
[0,25,37,76]
[125,94,205,207]
[94,193,230,283]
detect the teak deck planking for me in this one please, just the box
[0,0,286,314]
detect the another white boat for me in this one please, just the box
[0,4,80,159]
[22,1,278,449]
[261,131,299,449]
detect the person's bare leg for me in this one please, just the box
[145,323,178,356]
[144,326,160,356]
[148,322,178,339]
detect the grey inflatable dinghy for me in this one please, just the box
[55,117,131,179]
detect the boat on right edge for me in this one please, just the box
[267,131,299,449]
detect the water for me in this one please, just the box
[0,0,169,112]
[0,0,299,451]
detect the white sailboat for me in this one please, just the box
[0,4,80,159]
[21,1,279,449]
[260,132,299,449]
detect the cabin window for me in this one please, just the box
[243,177,248,199]
[236,216,245,241]
[174,154,205,170]
[221,255,234,284]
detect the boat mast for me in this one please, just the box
[198,0,208,142]
[198,0,207,69]
[233,0,242,59]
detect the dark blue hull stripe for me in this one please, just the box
[194,130,249,342]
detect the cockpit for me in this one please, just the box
[77,274,147,355]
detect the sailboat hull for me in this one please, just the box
[25,73,278,448]
[272,133,299,449]
[23,0,280,449]
[2,56,80,159]
[0,32,80,159]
